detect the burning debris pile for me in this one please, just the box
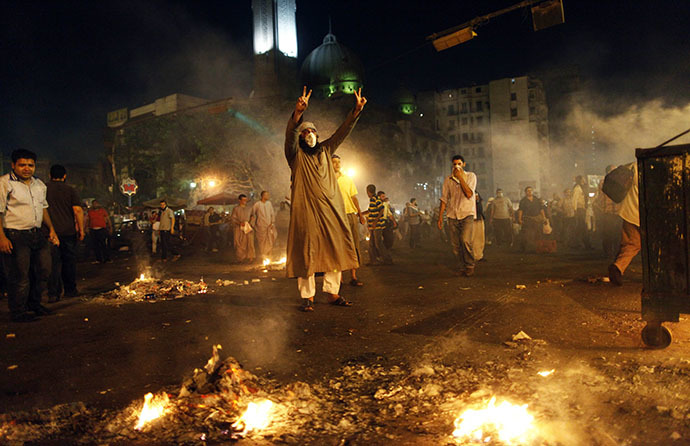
[4,337,690,444]
[93,274,208,303]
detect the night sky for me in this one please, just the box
[1,0,688,163]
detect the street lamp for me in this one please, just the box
[208,180,217,188]
[190,182,197,189]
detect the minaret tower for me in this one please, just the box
[251,0,298,98]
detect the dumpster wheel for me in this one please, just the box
[641,322,672,349]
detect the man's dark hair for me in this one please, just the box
[11,149,37,163]
[452,154,465,163]
[524,186,533,193]
[260,190,268,197]
[331,154,340,159]
[366,184,376,195]
[410,198,416,203]
[50,164,67,179]
[238,194,247,200]
[377,191,386,196]
[160,199,167,204]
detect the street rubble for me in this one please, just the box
[91,276,209,304]
[3,332,690,445]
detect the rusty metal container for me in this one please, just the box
[637,143,690,347]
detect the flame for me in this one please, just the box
[365,236,370,241]
[452,397,534,444]
[537,369,555,377]
[232,400,274,435]
[277,257,286,264]
[134,392,170,430]
[263,258,270,267]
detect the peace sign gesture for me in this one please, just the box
[295,85,312,115]
[354,87,367,113]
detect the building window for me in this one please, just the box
[448,105,455,115]
[461,89,467,94]
[479,162,485,173]
[476,101,483,112]
[529,106,535,115]
[448,120,456,129]
[477,133,483,143]
[510,108,518,118]
[510,93,517,101]
[449,134,456,144]
[478,147,485,157]
[476,116,483,125]
[461,103,468,113]
[475,87,482,93]
[529,91,535,100]
[462,133,469,143]
[461,117,468,125]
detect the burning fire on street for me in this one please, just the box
[452,396,535,444]
[231,399,275,436]
[258,255,287,272]
[134,392,170,430]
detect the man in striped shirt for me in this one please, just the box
[365,184,392,265]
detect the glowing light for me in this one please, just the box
[208,180,217,188]
[346,168,357,178]
[232,400,274,435]
[537,369,555,377]
[365,236,370,241]
[139,273,146,281]
[134,392,170,430]
[263,259,270,267]
[278,257,287,264]
[452,397,534,444]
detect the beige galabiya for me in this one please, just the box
[284,110,361,278]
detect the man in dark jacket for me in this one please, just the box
[47,165,84,300]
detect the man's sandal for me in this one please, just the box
[349,279,364,287]
[329,296,353,307]
[300,300,314,312]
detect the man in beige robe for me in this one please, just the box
[285,86,366,311]
[250,191,276,260]
[231,194,255,263]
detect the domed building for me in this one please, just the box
[394,86,418,115]
[300,31,365,99]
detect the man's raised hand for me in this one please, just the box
[354,87,367,113]
[296,86,312,114]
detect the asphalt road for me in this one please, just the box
[3,233,690,444]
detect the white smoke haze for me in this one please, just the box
[565,99,690,163]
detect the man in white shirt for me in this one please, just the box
[572,175,592,249]
[609,163,639,286]
[0,149,60,322]
[250,191,276,260]
[438,155,477,276]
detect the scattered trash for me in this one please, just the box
[6,333,16,338]
[418,286,424,290]
[512,331,532,341]
[515,284,527,290]
[84,318,89,322]
[7,365,18,370]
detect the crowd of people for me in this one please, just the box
[1,90,640,321]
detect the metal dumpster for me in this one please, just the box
[637,143,690,348]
